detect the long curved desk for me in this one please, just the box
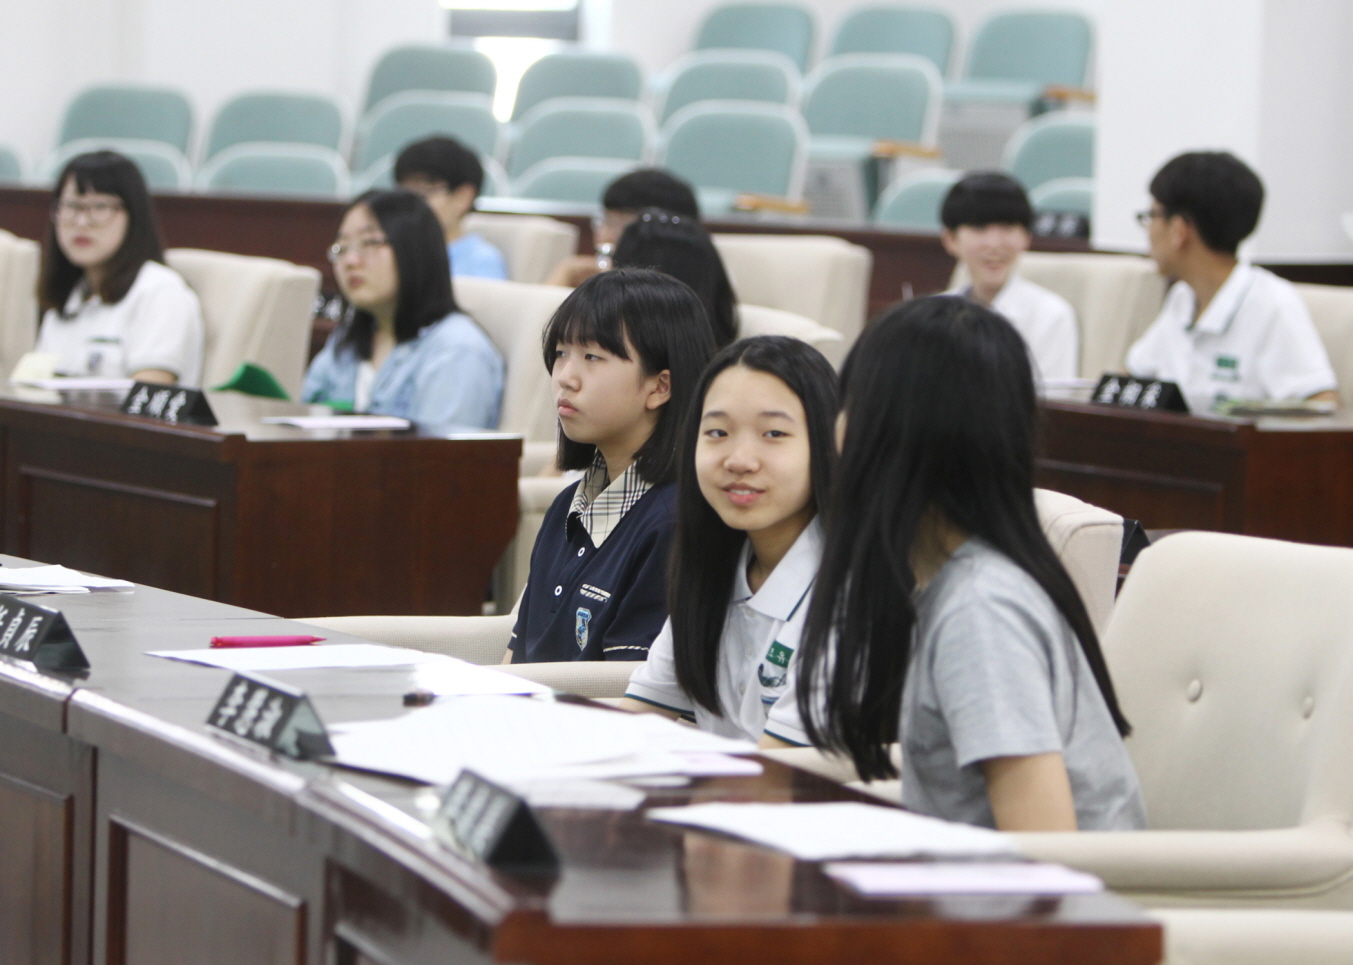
[0,563,1161,965]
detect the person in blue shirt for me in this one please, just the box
[394,137,508,281]
[303,189,504,428]
[508,268,717,663]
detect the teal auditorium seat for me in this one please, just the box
[872,167,960,232]
[0,146,20,182]
[828,5,956,76]
[511,52,643,122]
[58,84,193,153]
[512,158,637,204]
[657,50,800,124]
[1003,112,1095,192]
[507,99,651,179]
[694,3,816,73]
[803,53,941,144]
[204,92,344,162]
[948,11,1093,106]
[42,138,192,192]
[196,144,349,198]
[659,101,808,214]
[1030,176,1094,219]
[352,92,499,175]
[364,45,496,113]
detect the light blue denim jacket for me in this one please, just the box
[302,311,504,429]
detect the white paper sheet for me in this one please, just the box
[260,415,411,430]
[824,861,1103,896]
[13,377,135,392]
[327,694,759,786]
[646,802,1018,861]
[506,778,647,810]
[405,657,552,697]
[0,564,134,592]
[147,642,442,672]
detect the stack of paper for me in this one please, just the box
[0,564,135,594]
[645,802,1018,860]
[327,694,760,786]
[149,642,447,672]
[260,415,411,431]
[824,861,1103,896]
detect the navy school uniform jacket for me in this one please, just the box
[508,481,676,662]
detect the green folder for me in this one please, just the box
[212,362,290,401]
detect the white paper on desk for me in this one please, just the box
[406,657,552,696]
[646,802,1018,861]
[824,861,1102,896]
[327,694,758,786]
[0,564,134,592]
[260,415,411,430]
[147,642,442,672]
[506,778,647,810]
[12,377,135,392]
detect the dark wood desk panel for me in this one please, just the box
[0,575,1162,965]
[0,394,521,617]
[1039,400,1353,545]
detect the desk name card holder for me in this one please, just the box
[121,382,218,427]
[433,769,559,873]
[0,595,90,671]
[1092,374,1189,414]
[206,673,334,759]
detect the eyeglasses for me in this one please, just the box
[327,236,389,263]
[51,199,124,227]
[1135,208,1166,228]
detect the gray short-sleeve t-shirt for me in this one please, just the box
[900,538,1146,831]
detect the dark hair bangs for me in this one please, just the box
[940,171,1033,230]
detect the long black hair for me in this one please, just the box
[542,267,716,485]
[671,336,839,716]
[40,151,166,313]
[336,188,459,360]
[613,208,738,349]
[797,295,1130,781]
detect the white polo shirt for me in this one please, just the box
[951,274,1079,382]
[36,260,205,387]
[1126,263,1337,414]
[625,518,820,744]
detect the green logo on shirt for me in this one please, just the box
[765,642,793,668]
[1213,355,1240,382]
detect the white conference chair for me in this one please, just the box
[0,229,40,379]
[461,213,579,285]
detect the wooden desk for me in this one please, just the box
[1038,398,1353,546]
[0,390,520,616]
[0,564,1162,965]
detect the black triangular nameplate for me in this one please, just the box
[121,382,218,426]
[206,673,333,759]
[1092,374,1189,414]
[434,769,559,873]
[0,596,90,671]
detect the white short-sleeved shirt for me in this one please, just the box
[951,274,1080,382]
[902,538,1146,831]
[625,518,821,744]
[36,260,205,387]
[1126,263,1337,413]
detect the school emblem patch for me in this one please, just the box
[757,641,793,688]
[575,607,592,650]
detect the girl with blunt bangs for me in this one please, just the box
[622,336,838,745]
[509,269,717,663]
[36,150,205,385]
[797,296,1145,832]
[303,189,504,427]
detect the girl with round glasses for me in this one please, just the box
[302,189,504,428]
[36,151,204,386]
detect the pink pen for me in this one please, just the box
[210,635,325,648]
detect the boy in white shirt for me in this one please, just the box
[1127,151,1337,413]
[942,172,1079,382]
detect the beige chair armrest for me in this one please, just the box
[1014,820,1353,896]
[520,440,559,477]
[496,660,638,699]
[1153,908,1353,964]
[757,745,861,783]
[298,614,514,665]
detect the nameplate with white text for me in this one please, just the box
[206,673,334,759]
[0,596,89,671]
[121,382,218,426]
[1092,374,1189,414]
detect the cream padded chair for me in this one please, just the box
[1294,283,1353,399]
[1034,488,1121,637]
[1153,909,1353,964]
[1016,531,1353,909]
[0,229,40,378]
[738,303,848,369]
[712,234,873,344]
[165,249,320,398]
[461,213,579,285]
[301,613,514,666]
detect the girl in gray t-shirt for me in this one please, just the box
[795,295,1145,832]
